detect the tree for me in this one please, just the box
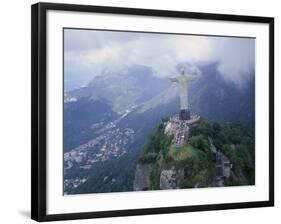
[189,135,209,151]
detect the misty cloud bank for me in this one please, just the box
[64,29,255,87]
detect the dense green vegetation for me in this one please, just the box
[190,118,255,185]
[150,166,161,190]
[137,117,255,189]
[171,145,198,162]
[138,118,173,164]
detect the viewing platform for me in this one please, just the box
[165,114,200,147]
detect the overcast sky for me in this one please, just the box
[64,29,255,87]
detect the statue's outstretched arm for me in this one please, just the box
[187,74,200,81]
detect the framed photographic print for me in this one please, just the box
[31,2,274,222]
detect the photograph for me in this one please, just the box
[63,29,256,195]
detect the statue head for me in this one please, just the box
[177,63,201,77]
[180,68,185,76]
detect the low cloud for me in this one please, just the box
[65,29,255,86]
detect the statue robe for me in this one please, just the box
[169,74,198,110]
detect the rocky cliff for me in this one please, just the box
[133,164,153,191]
[133,116,255,191]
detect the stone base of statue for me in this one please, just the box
[164,114,200,147]
[179,109,190,120]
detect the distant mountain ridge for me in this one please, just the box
[66,63,254,124]
[68,65,171,114]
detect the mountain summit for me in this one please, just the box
[134,117,255,191]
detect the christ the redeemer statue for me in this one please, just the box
[169,68,199,120]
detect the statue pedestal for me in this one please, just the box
[179,109,190,120]
[164,114,200,147]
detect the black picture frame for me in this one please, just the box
[31,2,274,222]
